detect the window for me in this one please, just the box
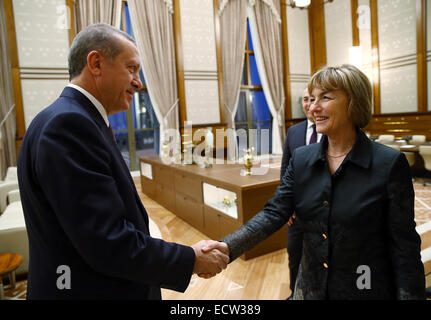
[235,20,272,155]
[108,2,160,171]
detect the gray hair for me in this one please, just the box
[68,23,136,80]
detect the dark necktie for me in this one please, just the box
[309,124,317,144]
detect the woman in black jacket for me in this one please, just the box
[220,64,425,299]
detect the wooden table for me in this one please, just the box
[139,155,287,260]
[0,253,23,299]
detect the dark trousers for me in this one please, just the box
[287,221,303,293]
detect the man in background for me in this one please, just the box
[18,23,228,300]
[280,88,321,300]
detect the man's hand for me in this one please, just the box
[192,240,230,279]
[287,214,296,227]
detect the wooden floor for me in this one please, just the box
[134,177,292,300]
[4,176,430,300]
[134,176,431,300]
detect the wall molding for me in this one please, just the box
[20,67,69,80]
[289,73,310,83]
[379,53,418,70]
[184,70,218,80]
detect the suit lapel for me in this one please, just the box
[102,123,150,231]
[62,87,150,231]
[301,120,308,146]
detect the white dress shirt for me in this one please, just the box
[67,83,110,127]
[305,119,322,145]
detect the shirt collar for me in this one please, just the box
[313,128,372,169]
[67,83,109,127]
[307,119,315,128]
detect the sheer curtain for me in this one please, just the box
[127,0,180,154]
[219,0,248,161]
[248,0,285,154]
[75,0,122,31]
[0,0,17,179]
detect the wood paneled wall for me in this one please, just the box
[281,0,292,120]
[5,0,431,155]
[365,113,431,140]
[4,0,25,153]
[5,0,76,156]
[307,0,327,74]
[370,0,381,115]
[417,0,428,113]
[172,0,187,128]
[282,0,431,140]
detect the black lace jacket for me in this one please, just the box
[222,130,425,300]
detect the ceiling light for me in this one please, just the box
[294,0,311,7]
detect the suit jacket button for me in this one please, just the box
[323,262,329,269]
[323,201,329,207]
[322,233,327,240]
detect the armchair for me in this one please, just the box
[0,166,28,276]
[0,201,28,276]
[1,167,17,183]
[376,135,395,144]
[0,181,19,214]
[410,135,427,145]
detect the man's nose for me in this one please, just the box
[132,75,143,90]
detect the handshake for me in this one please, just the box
[191,240,230,279]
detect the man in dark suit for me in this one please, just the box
[280,88,321,299]
[17,23,228,300]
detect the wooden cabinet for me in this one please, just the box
[175,193,203,230]
[155,183,175,213]
[139,161,156,198]
[174,172,202,202]
[203,205,240,240]
[139,155,287,260]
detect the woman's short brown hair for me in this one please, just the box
[308,64,372,128]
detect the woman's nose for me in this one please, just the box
[309,101,317,113]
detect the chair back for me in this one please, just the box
[416,221,431,276]
[377,135,395,144]
[0,181,19,213]
[1,167,17,183]
[410,135,426,145]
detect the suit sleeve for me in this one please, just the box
[36,113,195,292]
[222,152,295,261]
[386,153,425,299]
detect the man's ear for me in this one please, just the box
[87,51,103,76]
